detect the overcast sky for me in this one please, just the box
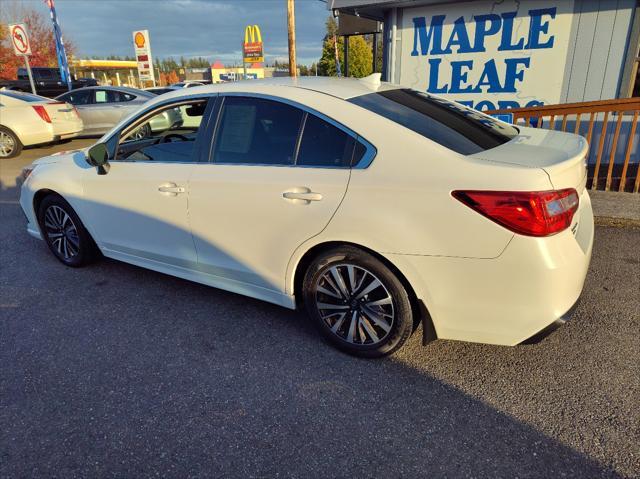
[45,0,330,65]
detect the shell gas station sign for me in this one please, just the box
[243,25,264,63]
[132,29,155,84]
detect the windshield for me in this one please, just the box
[348,89,518,155]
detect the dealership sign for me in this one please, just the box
[243,25,264,63]
[400,0,574,110]
[132,30,155,83]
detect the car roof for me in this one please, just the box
[155,75,400,102]
[65,86,154,97]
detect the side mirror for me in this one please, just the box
[87,143,110,175]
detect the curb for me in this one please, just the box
[594,216,640,229]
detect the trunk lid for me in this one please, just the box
[42,101,79,122]
[36,100,83,136]
[470,126,589,193]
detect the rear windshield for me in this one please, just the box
[0,90,48,102]
[348,89,518,155]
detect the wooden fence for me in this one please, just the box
[486,98,640,193]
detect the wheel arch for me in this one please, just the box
[0,124,24,147]
[291,240,436,342]
[33,188,61,217]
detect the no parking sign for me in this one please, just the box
[9,23,32,56]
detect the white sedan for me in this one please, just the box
[19,76,593,357]
[0,90,83,158]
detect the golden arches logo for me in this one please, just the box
[244,25,262,44]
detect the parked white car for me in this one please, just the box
[19,76,593,357]
[0,90,83,158]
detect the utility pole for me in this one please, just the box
[287,0,297,77]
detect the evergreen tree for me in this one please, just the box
[317,16,372,78]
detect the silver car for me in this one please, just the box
[55,86,180,136]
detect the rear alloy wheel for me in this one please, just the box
[0,127,22,159]
[38,195,99,267]
[302,246,414,357]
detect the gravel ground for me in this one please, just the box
[1,142,638,478]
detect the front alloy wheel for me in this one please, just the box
[303,246,414,357]
[38,195,99,267]
[43,205,80,260]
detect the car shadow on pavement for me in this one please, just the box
[0,180,629,478]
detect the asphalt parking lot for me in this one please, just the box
[1,141,639,478]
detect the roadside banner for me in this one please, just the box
[132,30,156,84]
[243,25,264,63]
[44,0,73,92]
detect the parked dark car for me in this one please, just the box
[0,67,97,98]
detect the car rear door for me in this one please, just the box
[89,89,128,133]
[59,89,99,135]
[187,95,354,300]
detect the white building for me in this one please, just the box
[329,0,639,110]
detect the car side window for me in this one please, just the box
[95,90,131,103]
[297,114,355,168]
[94,90,111,103]
[61,89,91,105]
[212,97,303,165]
[113,92,136,102]
[116,99,208,163]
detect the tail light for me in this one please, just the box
[452,189,579,237]
[32,105,51,123]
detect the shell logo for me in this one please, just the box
[134,32,145,49]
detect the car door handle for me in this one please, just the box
[282,189,323,203]
[158,183,185,196]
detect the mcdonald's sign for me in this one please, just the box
[243,25,264,63]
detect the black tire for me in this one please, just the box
[131,123,151,140]
[37,195,99,267]
[302,246,414,358]
[0,126,23,159]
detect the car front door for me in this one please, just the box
[188,95,355,303]
[79,97,214,269]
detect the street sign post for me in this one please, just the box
[9,23,36,94]
[132,30,156,87]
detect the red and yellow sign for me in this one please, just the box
[243,25,264,63]
[132,30,155,83]
[134,31,146,49]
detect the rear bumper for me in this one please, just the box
[58,131,81,140]
[386,191,594,346]
[520,297,581,344]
